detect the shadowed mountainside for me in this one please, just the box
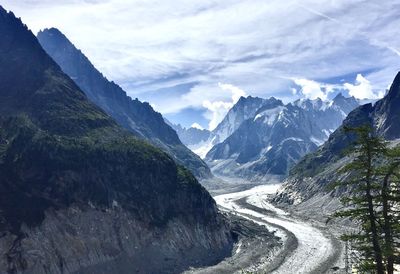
[0,7,232,273]
[37,27,211,179]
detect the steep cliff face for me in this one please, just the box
[275,72,400,215]
[36,28,211,179]
[0,6,232,273]
[212,96,268,144]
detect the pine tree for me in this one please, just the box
[334,126,386,273]
[379,146,400,274]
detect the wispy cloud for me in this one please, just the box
[3,0,400,127]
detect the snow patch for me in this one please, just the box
[310,136,324,146]
[189,136,216,158]
[254,106,284,125]
[280,137,303,144]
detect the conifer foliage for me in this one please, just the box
[334,126,399,274]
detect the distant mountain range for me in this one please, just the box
[0,6,231,273]
[171,96,267,159]
[169,123,213,156]
[171,93,359,181]
[275,72,400,217]
[174,93,359,181]
[37,28,211,179]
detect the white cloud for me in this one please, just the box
[190,123,204,130]
[217,83,246,103]
[3,0,399,126]
[293,78,332,100]
[202,100,233,130]
[344,74,385,99]
[202,83,246,130]
[4,0,399,92]
[293,74,386,101]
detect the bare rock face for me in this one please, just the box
[0,206,232,274]
[0,6,233,273]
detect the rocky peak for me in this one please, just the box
[206,92,359,178]
[332,93,359,114]
[211,95,267,143]
[374,71,400,139]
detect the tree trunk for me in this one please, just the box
[366,145,385,274]
[382,165,398,274]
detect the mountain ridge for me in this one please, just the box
[37,27,211,179]
[205,94,359,180]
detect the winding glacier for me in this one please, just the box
[214,184,337,273]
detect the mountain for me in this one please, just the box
[275,72,400,217]
[0,7,232,273]
[205,94,359,181]
[171,124,212,147]
[37,28,211,179]
[213,96,268,143]
[177,96,268,158]
[170,123,214,157]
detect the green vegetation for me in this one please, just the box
[333,126,400,273]
[0,9,217,235]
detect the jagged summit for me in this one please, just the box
[333,92,345,100]
[205,94,359,179]
[212,95,268,142]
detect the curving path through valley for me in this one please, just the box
[214,184,340,274]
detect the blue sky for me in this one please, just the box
[2,0,400,129]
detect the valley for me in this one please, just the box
[188,178,345,274]
[0,2,399,273]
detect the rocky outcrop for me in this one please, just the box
[0,205,232,274]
